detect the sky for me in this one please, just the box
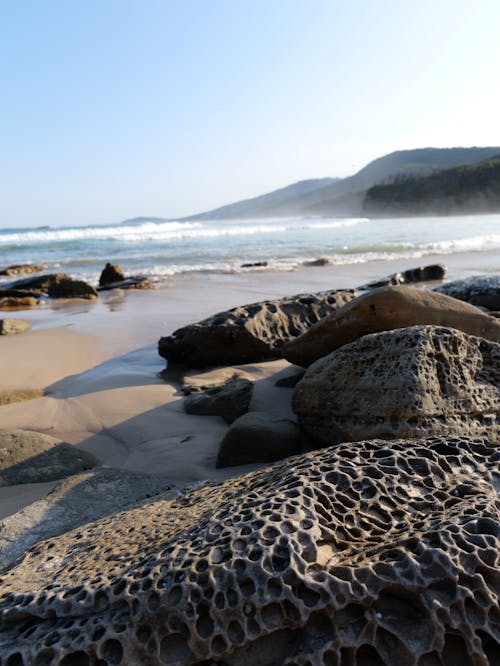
[1,0,500,228]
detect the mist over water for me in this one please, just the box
[1,214,499,285]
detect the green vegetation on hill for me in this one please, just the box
[364,156,500,216]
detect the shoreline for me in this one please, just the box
[0,248,498,520]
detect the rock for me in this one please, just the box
[0,264,44,277]
[159,289,355,367]
[216,411,301,467]
[357,263,446,290]
[0,468,174,569]
[47,278,98,300]
[240,261,268,268]
[0,289,40,309]
[184,376,253,423]
[0,319,31,335]
[303,256,332,266]
[1,436,499,665]
[96,276,153,291]
[434,274,500,310]
[98,262,126,286]
[274,369,305,387]
[283,284,500,367]
[0,429,99,486]
[3,273,71,294]
[292,326,499,446]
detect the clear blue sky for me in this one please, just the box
[1,0,499,227]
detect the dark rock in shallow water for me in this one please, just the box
[1,437,499,665]
[98,262,126,286]
[0,468,174,568]
[4,273,71,294]
[0,318,31,335]
[357,262,446,290]
[292,325,500,446]
[240,260,268,268]
[158,289,355,367]
[434,274,500,310]
[283,285,500,367]
[96,276,153,291]
[0,429,99,486]
[0,263,44,277]
[48,278,98,300]
[184,376,253,423]
[303,256,332,266]
[216,411,301,467]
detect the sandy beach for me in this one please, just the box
[0,249,498,520]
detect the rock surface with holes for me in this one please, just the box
[283,285,500,367]
[158,289,355,367]
[1,437,500,665]
[435,274,500,310]
[0,468,175,569]
[0,429,99,487]
[292,325,499,446]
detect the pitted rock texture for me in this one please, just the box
[435,275,500,311]
[0,429,99,486]
[292,326,499,446]
[357,263,446,290]
[0,468,174,569]
[283,285,500,367]
[1,437,500,665]
[158,289,355,367]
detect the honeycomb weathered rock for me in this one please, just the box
[292,326,499,446]
[1,436,500,665]
[158,289,355,367]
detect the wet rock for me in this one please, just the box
[159,289,355,367]
[434,274,500,310]
[357,263,446,290]
[0,264,44,277]
[283,285,500,367]
[216,411,301,467]
[0,289,41,309]
[0,319,31,335]
[1,437,499,665]
[292,325,499,446]
[240,261,268,268]
[303,256,332,266]
[4,273,71,294]
[184,376,253,424]
[0,468,174,569]
[96,276,153,291]
[0,429,99,486]
[47,278,98,300]
[98,262,126,286]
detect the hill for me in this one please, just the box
[185,147,500,220]
[364,155,500,216]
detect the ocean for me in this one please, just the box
[1,213,499,286]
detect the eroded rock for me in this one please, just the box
[184,376,253,423]
[159,289,355,367]
[0,430,99,486]
[292,326,500,446]
[283,284,500,367]
[0,468,174,568]
[357,263,446,290]
[47,278,98,300]
[216,411,301,467]
[0,319,31,335]
[435,274,500,310]
[0,437,499,664]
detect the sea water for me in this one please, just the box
[0,214,499,286]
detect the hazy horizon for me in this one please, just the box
[2,0,500,228]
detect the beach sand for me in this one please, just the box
[0,249,498,520]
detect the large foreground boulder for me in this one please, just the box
[1,437,499,664]
[0,429,99,486]
[159,289,355,367]
[283,284,500,366]
[0,468,174,569]
[293,326,499,446]
[435,274,500,310]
